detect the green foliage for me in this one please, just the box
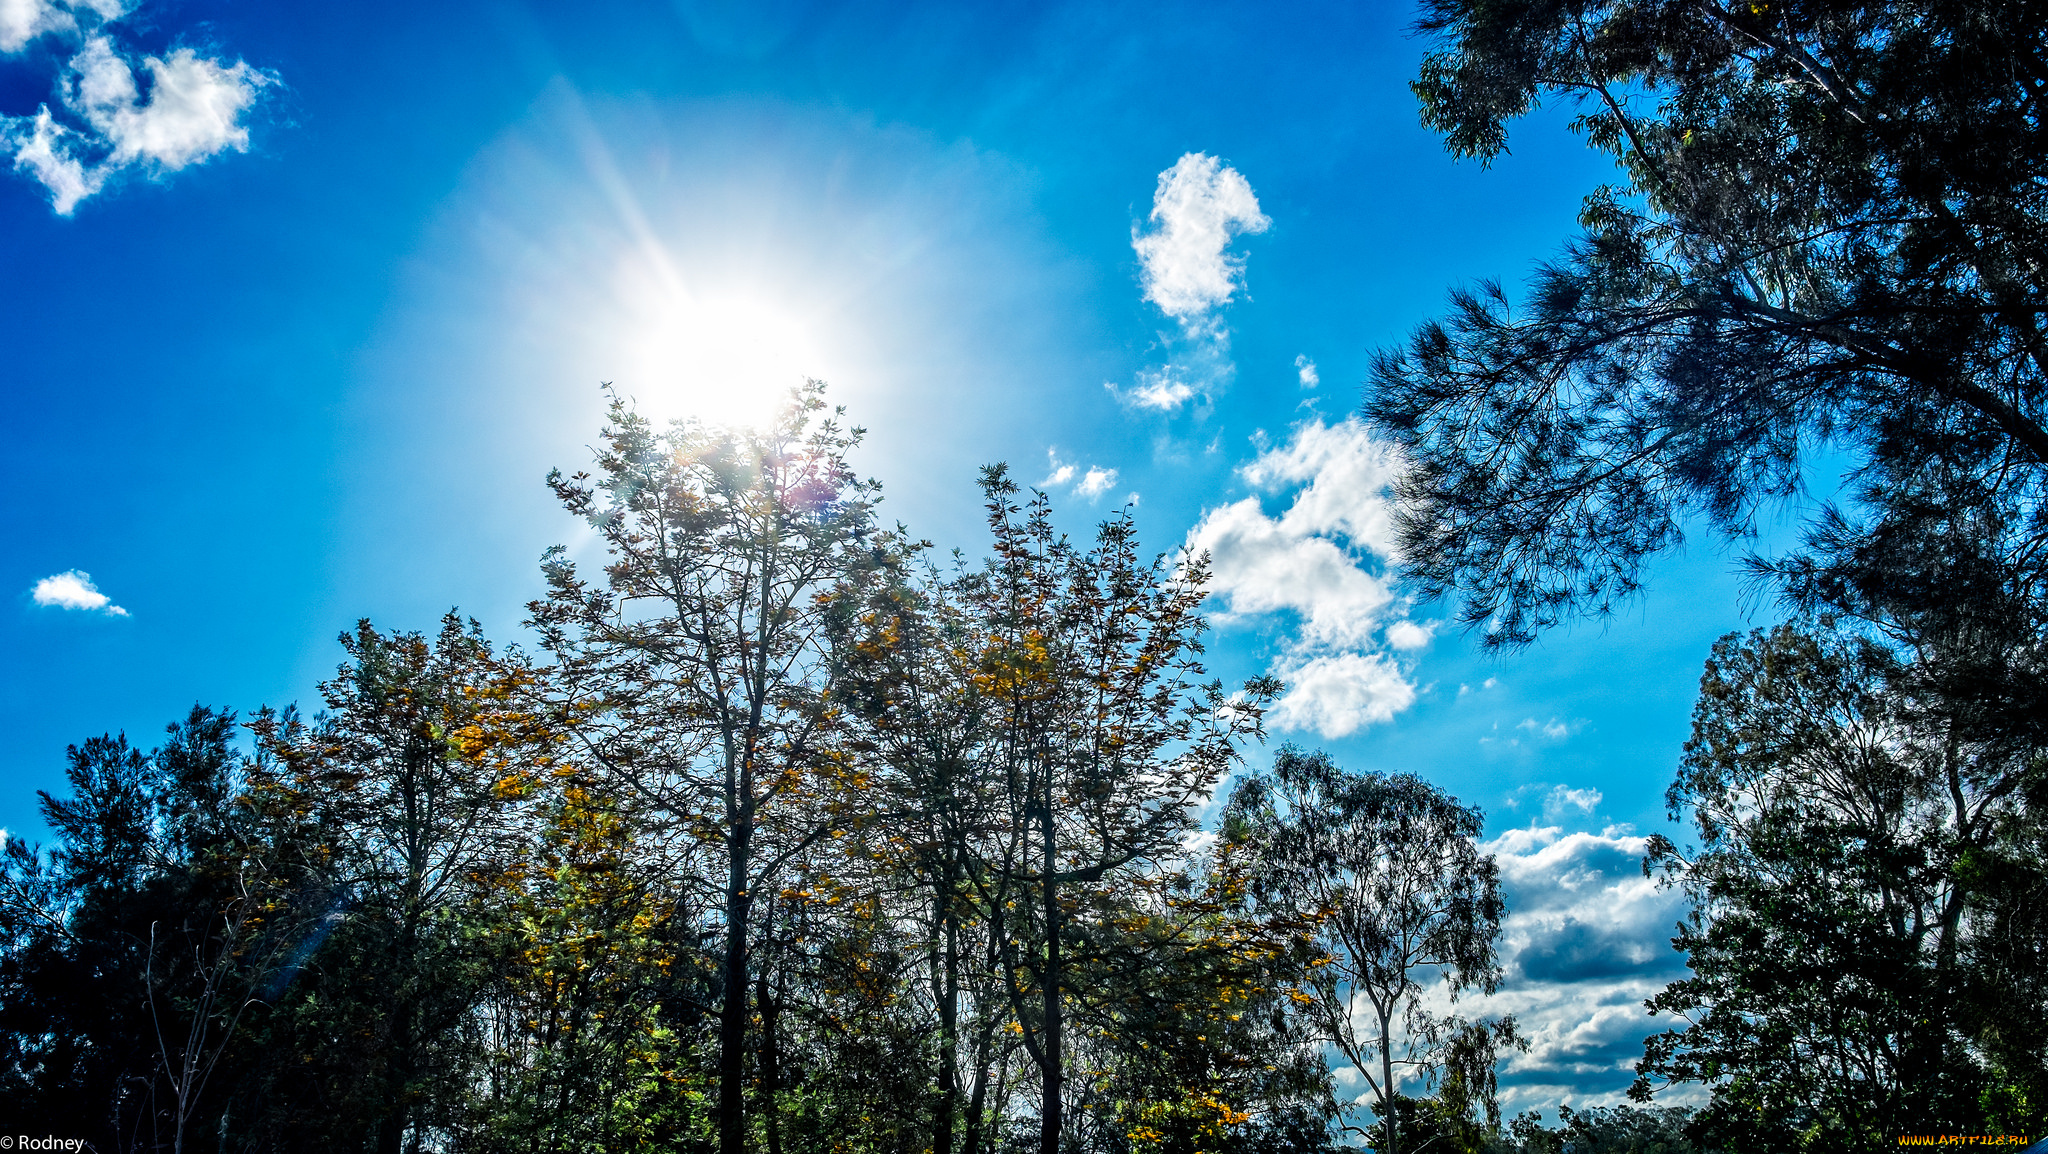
[0,389,1544,1154]
[1636,623,2043,1149]
[1224,746,1516,1154]
[1487,1105,1704,1154]
[1377,0,2048,653]
[1374,3,2048,1146]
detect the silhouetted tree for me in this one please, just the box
[1225,747,1514,1154]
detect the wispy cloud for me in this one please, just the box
[1485,718,1581,752]
[31,569,127,615]
[1294,354,1319,389]
[1106,368,1195,412]
[1113,152,1268,414]
[1188,416,1430,738]
[1,2,275,213]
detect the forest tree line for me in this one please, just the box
[2,382,2040,1154]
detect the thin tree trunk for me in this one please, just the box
[1380,1009,1398,1154]
[758,967,783,1154]
[719,814,754,1154]
[934,879,959,1154]
[1037,802,1062,1154]
[962,1020,994,1154]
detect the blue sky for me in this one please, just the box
[1,0,1792,1114]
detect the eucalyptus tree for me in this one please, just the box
[1224,747,1513,1154]
[529,382,881,1154]
[1639,623,2043,1147]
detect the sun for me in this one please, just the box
[594,241,837,431]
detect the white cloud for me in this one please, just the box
[1238,416,1405,556]
[1546,785,1602,815]
[1457,676,1499,698]
[1040,449,1076,489]
[1294,353,1319,389]
[1188,416,1434,736]
[1268,650,1416,738]
[1192,495,1398,649]
[1107,370,1196,412]
[1448,824,1694,1113]
[1039,448,1120,504]
[0,0,72,53]
[2,8,275,214]
[1385,620,1434,650]
[1114,153,1267,414]
[1132,152,1269,321]
[0,0,117,53]
[31,569,127,615]
[1515,717,1574,742]
[1074,465,1118,501]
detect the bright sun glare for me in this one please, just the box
[600,244,835,431]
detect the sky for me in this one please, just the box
[0,0,1799,1117]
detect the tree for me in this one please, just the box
[1072,839,1337,1154]
[829,467,1277,1154]
[531,382,880,1154]
[247,614,537,1153]
[1370,3,2048,1137]
[1370,0,2048,662]
[1224,747,1514,1154]
[467,780,708,1152]
[1637,623,2039,1148]
[961,468,1273,1154]
[0,708,301,1154]
[826,536,1017,1154]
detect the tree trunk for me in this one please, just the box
[1380,1009,1398,1154]
[962,1019,993,1154]
[757,967,783,1154]
[934,881,959,1154]
[1037,803,1062,1154]
[719,818,754,1154]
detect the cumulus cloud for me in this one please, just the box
[1074,465,1118,501]
[1385,620,1434,650]
[1268,651,1416,737]
[31,569,127,615]
[1115,153,1267,413]
[1438,824,1693,1113]
[1040,449,1122,504]
[1294,353,1319,389]
[1188,416,1432,737]
[1133,152,1270,320]
[1489,827,1692,1107]
[1,3,275,214]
